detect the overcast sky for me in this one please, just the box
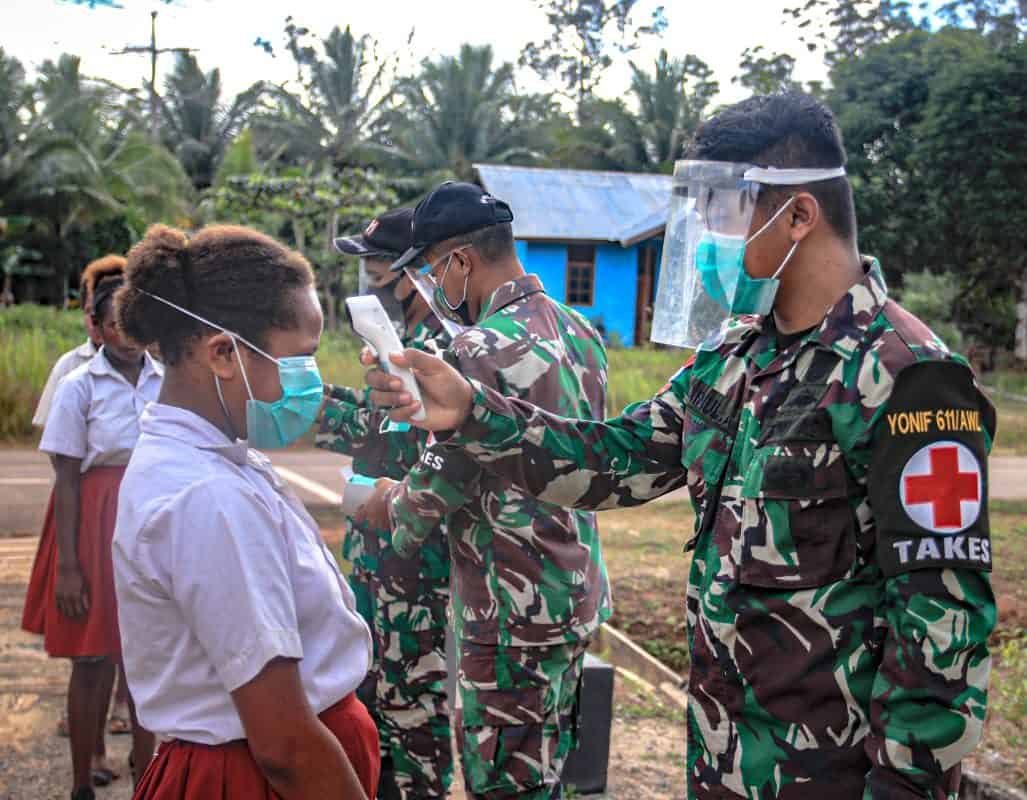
[0,0,851,107]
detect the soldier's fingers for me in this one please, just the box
[369,388,412,408]
[387,402,423,424]
[359,346,378,367]
[365,367,403,393]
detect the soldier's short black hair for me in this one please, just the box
[687,92,857,242]
[431,222,516,265]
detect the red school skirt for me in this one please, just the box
[21,465,125,658]
[133,693,380,799]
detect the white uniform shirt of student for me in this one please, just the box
[39,348,163,471]
[113,403,372,745]
[32,340,98,427]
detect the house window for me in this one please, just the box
[566,245,596,306]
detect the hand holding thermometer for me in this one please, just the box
[344,295,426,421]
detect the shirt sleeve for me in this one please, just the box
[439,364,693,510]
[33,352,74,427]
[315,395,426,471]
[389,444,479,558]
[38,373,89,459]
[863,360,996,798]
[167,479,303,693]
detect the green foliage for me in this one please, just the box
[252,20,393,172]
[381,44,551,184]
[159,53,264,190]
[520,0,667,109]
[0,305,84,440]
[991,631,1027,751]
[734,47,801,95]
[893,271,964,351]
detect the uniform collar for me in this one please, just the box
[478,274,545,321]
[140,403,250,466]
[806,256,889,361]
[77,339,99,358]
[88,347,165,380]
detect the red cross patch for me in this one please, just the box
[899,441,982,533]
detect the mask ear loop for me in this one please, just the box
[439,252,470,312]
[745,194,801,279]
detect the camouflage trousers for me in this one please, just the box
[347,519,453,800]
[457,640,588,800]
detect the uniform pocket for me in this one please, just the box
[738,443,856,589]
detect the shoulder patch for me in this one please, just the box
[869,360,993,576]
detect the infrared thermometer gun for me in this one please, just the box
[344,295,426,421]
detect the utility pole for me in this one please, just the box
[109,10,196,141]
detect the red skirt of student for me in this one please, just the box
[133,693,380,800]
[21,466,125,658]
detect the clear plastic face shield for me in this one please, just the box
[650,160,846,350]
[401,260,469,339]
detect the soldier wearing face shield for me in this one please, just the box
[363,94,997,800]
[315,208,454,800]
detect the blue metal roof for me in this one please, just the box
[474,163,672,246]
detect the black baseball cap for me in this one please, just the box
[333,207,413,258]
[390,182,514,271]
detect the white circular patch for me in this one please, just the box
[899,440,982,534]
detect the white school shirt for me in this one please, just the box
[39,348,164,472]
[32,339,98,427]
[113,403,372,745]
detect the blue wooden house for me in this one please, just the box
[475,164,673,347]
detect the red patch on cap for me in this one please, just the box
[365,219,380,237]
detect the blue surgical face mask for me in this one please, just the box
[139,291,323,449]
[697,196,799,316]
[226,342,324,450]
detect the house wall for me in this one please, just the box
[517,240,640,347]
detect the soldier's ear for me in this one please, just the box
[790,192,820,243]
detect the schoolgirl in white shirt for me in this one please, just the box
[23,267,161,800]
[113,223,378,800]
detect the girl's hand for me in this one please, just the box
[56,562,89,619]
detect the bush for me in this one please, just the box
[991,631,1027,753]
[0,306,85,440]
[895,271,964,352]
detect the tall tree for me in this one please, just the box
[784,0,924,66]
[734,46,801,95]
[628,50,717,170]
[381,44,551,183]
[253,21,393,171]
[937,0,1026,44]
[158,53,263,190]
[914,39,1027,361]
[520,0,667,113]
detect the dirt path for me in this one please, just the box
[0,534,685,799]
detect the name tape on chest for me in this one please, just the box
[869,360,994,577]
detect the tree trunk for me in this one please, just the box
[1015,266,1027,364]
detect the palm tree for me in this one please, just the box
[380,44,551,183]
[158,53,264,190]
[252,25,392,170]
[1,52,191,301]
[624,50,719,172]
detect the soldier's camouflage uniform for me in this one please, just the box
[385,274,613,799]
[317,315,453,800]
[436,260,997,800]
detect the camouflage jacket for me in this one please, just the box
[390,274,613,647]
[316,315,448,566]
[441,261,996,800]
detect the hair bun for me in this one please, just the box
[116,224,194,347]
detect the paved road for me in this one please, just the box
[2,447,1025,534]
